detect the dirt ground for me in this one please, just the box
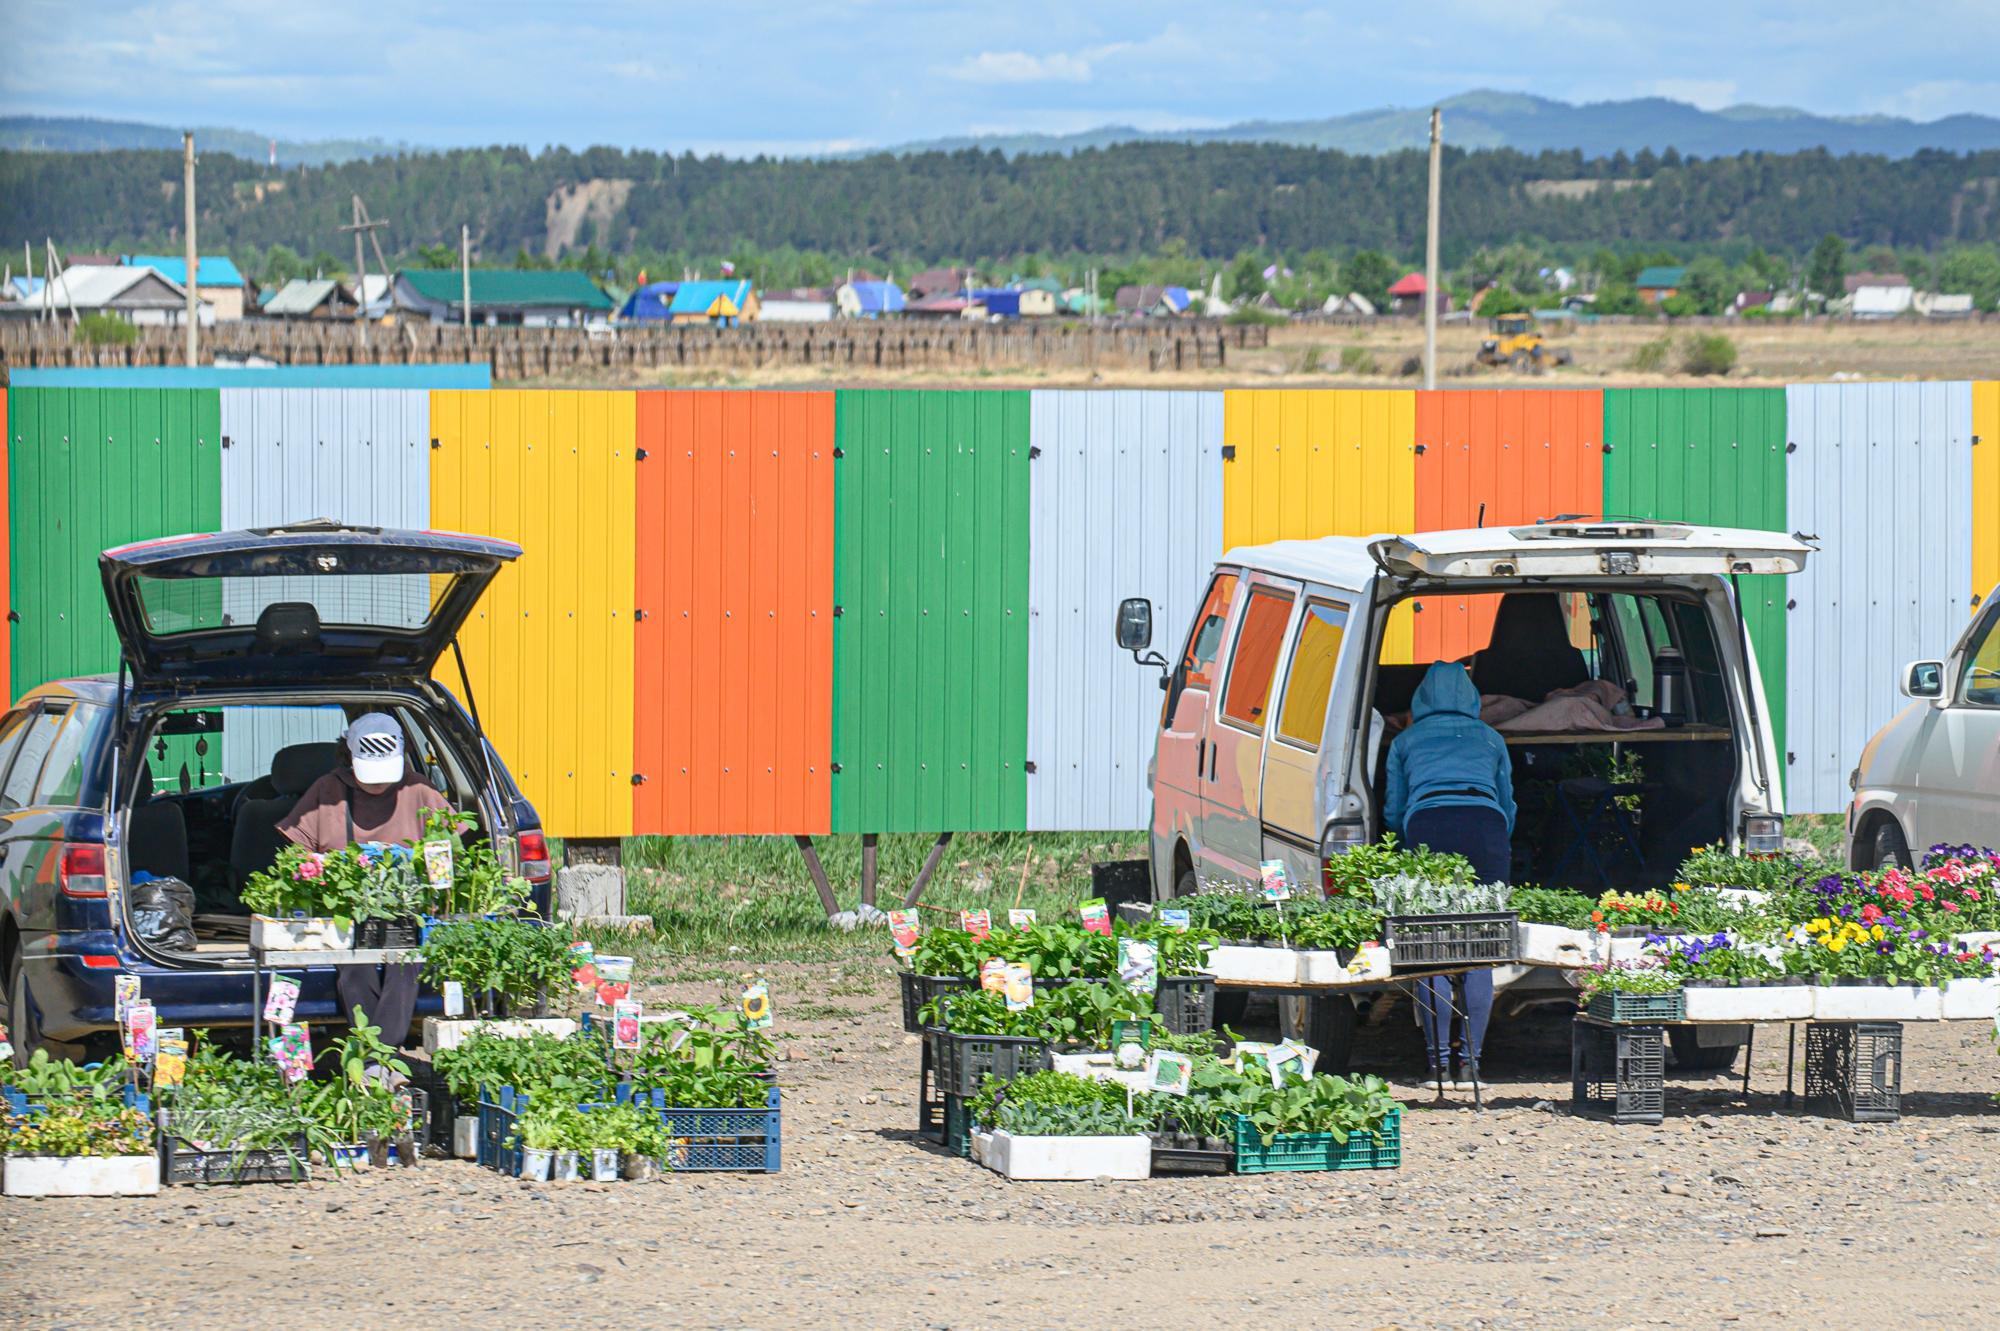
[6,963,1997,1331]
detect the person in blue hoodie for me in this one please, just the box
[1385,660,1516,1089]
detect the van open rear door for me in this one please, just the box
[1368,522,1810,582]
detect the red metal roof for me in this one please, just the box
[1388,272,1428,296]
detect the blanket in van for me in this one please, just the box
[1385,679,1664,736]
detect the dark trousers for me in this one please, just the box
[1405,805,1510,1066]
[336,962,421,1047]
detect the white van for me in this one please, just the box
[1115,521,1809,1063]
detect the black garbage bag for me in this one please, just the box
[132,874,197,951]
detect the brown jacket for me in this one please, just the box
[277,764,451,852]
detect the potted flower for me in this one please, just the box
[1,1100,157,1196]
[510,1102,567,1182]
[243,845,361,951]
[967,1070,1151,1180]
[1577,960,1685,1022]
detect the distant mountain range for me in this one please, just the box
[873,91,2000,160]
[8,91,2000,167]
[0,116,410,167]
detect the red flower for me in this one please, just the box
[1860,904,1883,924]
[1942,901,1960,913]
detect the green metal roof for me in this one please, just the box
[398,268,613,311]
[1635,265,1686,289]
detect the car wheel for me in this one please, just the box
[1667,1026,1741,1072]
[4,947,42,1070]
[1306,994,1357,1074]
[1872,820,1913,871]
[1183,863,1253,1029]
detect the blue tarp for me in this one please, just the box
[847,281,905,316]
[974,290,1022,317]
[7,365,493,388]
[618,281,681,321]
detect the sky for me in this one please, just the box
[4,0,2000,154]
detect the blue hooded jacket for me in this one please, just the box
[1384,661,1516,835]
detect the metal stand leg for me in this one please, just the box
[1741,1024,1755,1102]
[860,833,879,909]
[251,952,264,1051]
[1784,1023,1796,1108]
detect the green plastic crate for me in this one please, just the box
[1229,1107,1402,1174]
[1586,990,1686,1024]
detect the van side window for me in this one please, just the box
[1959,608,2000,708]
[1276,599,1349,748]
[1,708,65,812]
[1164,573,1240,720]
[1220,589,1295,731]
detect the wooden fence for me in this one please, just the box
[0,318,1267,382]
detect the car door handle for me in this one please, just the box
[1208,741,1218,782]
[1196,738,1207,781]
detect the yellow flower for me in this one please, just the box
[1871,924,1886,940]
[1805,918,1829,935]
[1826,936,1848,953]
[1673,882,1689,892]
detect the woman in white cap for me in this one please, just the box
[276,713,451,1046]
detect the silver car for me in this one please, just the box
[1846,584,2000,868]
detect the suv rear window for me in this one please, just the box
[135,573,441,635]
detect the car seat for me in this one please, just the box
[1471,593,1591,702]
[127,766,191,883]
[229,742,343,885]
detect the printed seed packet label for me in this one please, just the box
[270,1023,314,1082]
[422,838,454,886]
[123,1000,157,1061]
[568,940,598,994]
[887,910,920,959]
[263,974,302,1026]
[959,909,992,941]
[442,980,466,1018]
[1230,1041,1276,1074]
[1158,908,1191,932]
[595,956,634,983]
[1007,908,1037,930]
[1147,1050,1193,1097]
[1259,859,1293,903]
[114,973,142,1022]
[739,980,773,1029]
[980,957,1011,994]
[612,999,643,1049]
[1110,1018,1152,1069]
[154,1032,188,1089]
[1117,938,1159,995]
[1078,899,1112,936]
[595,980,630,1007]
[1002,962,1035,1012]
[0,1022,11,1064]
[1267,1041,1309,1089]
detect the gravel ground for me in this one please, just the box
[6,966,1997,1330]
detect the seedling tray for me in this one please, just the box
[1228,1108,1401,1174]
[1385,912,1518,971]
[159,1111,311,1185]
[1586,990,1686,1024]
[1148,1132,1233,1175]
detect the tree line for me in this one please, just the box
[5,140,1998,306]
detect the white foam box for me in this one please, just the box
[2,1154,160,1197]
[1682,984,1813,1023]
[971,1129,1151,1181]
[1202,945,1299,985]
[1518,924,1595,967]
[1812,985,1941,1022]
[1941,977,2000,1020]
[422,1016,579,1054]
[1296,951,1348,984]
[250,915,354,951]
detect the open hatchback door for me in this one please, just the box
[1368,521,1811,582]
[100,519,521,684]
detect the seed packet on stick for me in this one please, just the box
[270,1023,313,1082]
[114,974,141,1022]
[1007,908,1037,930]
[1259,859,1293,903]
[959,909,992,941]
[1002,963,1035,1012]
[263,974,301,1026]
[1117,938,1158,995]
[887,910,920,959]
[1078,899,1111,936]
[1158,908,1190,932]
[1147,1050,1192,1097]
[980,957,1010,994]
[613,999,642,1049]
[422,838,454,886]
[123,1000,156,1062]
[154,1032,188,1088]
[739,980,772,1029]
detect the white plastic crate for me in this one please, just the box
[249,915,354,951]
[1518,924,1595,967]
[1202,945,1299,985]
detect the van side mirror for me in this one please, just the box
[1116,597,1153,651]
[1902,660,1945,700]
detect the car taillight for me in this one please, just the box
[1319,821,1366,897]
[60,843,107,898]
[1742,815,1784,855]
[518,830,552,883]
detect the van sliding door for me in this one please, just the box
[1201,584,1295,889]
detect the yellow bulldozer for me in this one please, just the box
[1476,312,1574,373]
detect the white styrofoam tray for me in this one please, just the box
[1202,945,1299,985]
[971,1129,1151,1181]
[2,1154,160,1197]
[422,1017,579,1054]
[1682,984,1814,1023]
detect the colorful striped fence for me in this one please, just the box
[6,383,1995,829]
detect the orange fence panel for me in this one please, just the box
[634,392,835,834]
[1411,390,1605,663]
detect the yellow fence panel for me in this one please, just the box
[1978,381,1999,601]
[1222,389,1417,661]
[430,390,636,837]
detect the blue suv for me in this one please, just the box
[0,521,552,1063]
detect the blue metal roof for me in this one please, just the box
[123,255,248,287]
[618,280,681,321]
[1161,286,1192,312]
[848,281,904,314]
[978,290,1022,317]
[668,279,754,316]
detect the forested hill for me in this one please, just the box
[6,140,1999,264]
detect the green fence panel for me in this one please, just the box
[832,390,1030,832]
[1602,387,1788,776]
[9,388,223,702]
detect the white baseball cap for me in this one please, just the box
[346,713,406,785]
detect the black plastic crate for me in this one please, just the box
[354,916,423,949]
[1154,975,1217,1034]
[1386,912,1519,971]
[917,1037,944,1141]
[1149,1131,1233,1175]
[405,1058,459,1154]
[941,1094,973,1159]
[159,1111,311,1185]
[1804,1022,1902,1123]
[1091,858,1153,909]
[1571,1019,1665,1125]
[1586,990,1686,1024]
[929,1028,1049,1098]
[899,973,973,1033]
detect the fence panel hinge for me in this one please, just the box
[430,437,441,450]
[1221,444,1236,461]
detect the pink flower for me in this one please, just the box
[1941,901,1960,913]
[294,855,325,881]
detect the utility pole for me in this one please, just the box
[1423,107,1442,391]
[460,223,472,332]
[183,132,199,366]
[338,195,390,350]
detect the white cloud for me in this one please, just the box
[1648,79,1739,110]
[941,50,1093,85]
